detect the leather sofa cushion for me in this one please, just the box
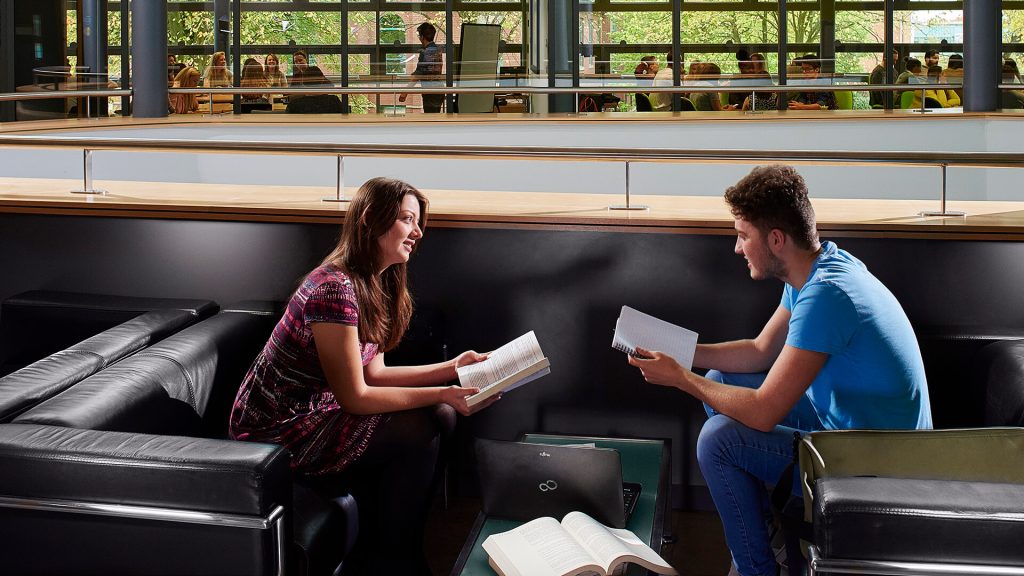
[0,423,290,517]
[13,311,269,438]
[814,476,1024,566]
[0,290,217,375]
[0,309,199,423]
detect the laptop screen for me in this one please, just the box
[475,439,629,528]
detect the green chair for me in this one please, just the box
[834,90,853,110]
[900,91,916,109]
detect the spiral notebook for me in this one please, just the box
[611,306,698,369]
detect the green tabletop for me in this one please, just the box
[453,434,669,576]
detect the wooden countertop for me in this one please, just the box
[2,109,1019,134]
[1,176,1022,240]
[1,113,1022,239]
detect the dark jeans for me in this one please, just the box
[422,94,445,113]
[698,371,824,576]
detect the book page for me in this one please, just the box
[611,306,698,369]
[562,512,677,575]
[457,331,545,390]
[561,511,634,570]
[483,516,604,576]
[604,526,677,574]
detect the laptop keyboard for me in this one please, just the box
[623,482,641,522]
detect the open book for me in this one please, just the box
[482,511,678,576]
[457,331,550,407]
[611,306,698,370]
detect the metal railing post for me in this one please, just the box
[323,155,350,203]
[608,160,648,211]
[915,86,933,114]
[920,162,966,217]
[71,149,107,195]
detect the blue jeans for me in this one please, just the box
[697,371,824,576]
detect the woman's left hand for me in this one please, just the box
[451,350,489,378]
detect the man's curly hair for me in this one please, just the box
[724,165,818,250]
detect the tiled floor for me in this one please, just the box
[424,494,732,576]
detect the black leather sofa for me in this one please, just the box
[0,305,357,576]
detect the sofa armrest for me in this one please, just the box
[0,423,290,516]
[0,290,217,374]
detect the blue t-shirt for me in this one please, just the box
[782,241,932,430]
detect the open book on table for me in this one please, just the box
[457,330,550,407]
[611,306,698,370]
[482,511,677,576]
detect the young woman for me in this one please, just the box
[202,51,233,88]
[264,53,289,88]
[688,62,737,111]
[239,57,271,110]
[229,177,495,575]
[168,66,200,114]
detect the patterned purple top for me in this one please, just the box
[228,264,382,475]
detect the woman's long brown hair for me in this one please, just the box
[321,177,428,351]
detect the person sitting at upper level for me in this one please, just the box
[788,55,837,110]
[202,51,233,88]
[240,57,272,112]
[740,53,776,111]
[168,66,200,114]
[728,49,753,108]
[286,66,344,114]
[649,51,676,112]
[895,57,924,98]
[634,55,660,80]
[1002,60,1024,109]
[290,50,310,85]
[908,65,959,108]
[945,54,963,100]
[868,48,900,108]
[264,53,289,88]
[687,62,736,111]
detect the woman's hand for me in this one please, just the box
[450,350,489,378]
[627,346,687,389]
[439,385,501,416]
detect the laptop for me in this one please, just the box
[475,438,641,529]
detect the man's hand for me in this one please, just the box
[627,346,687,389]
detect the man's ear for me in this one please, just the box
[767,228,786,252]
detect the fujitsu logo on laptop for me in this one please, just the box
[539,480,558,492]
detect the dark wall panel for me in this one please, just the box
[2,213,1023,505]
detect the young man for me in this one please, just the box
[399,22,444,113]
[924,49,941,68]
[628,165,931,576]
[868,48,900,108]
[787,55,836,110]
